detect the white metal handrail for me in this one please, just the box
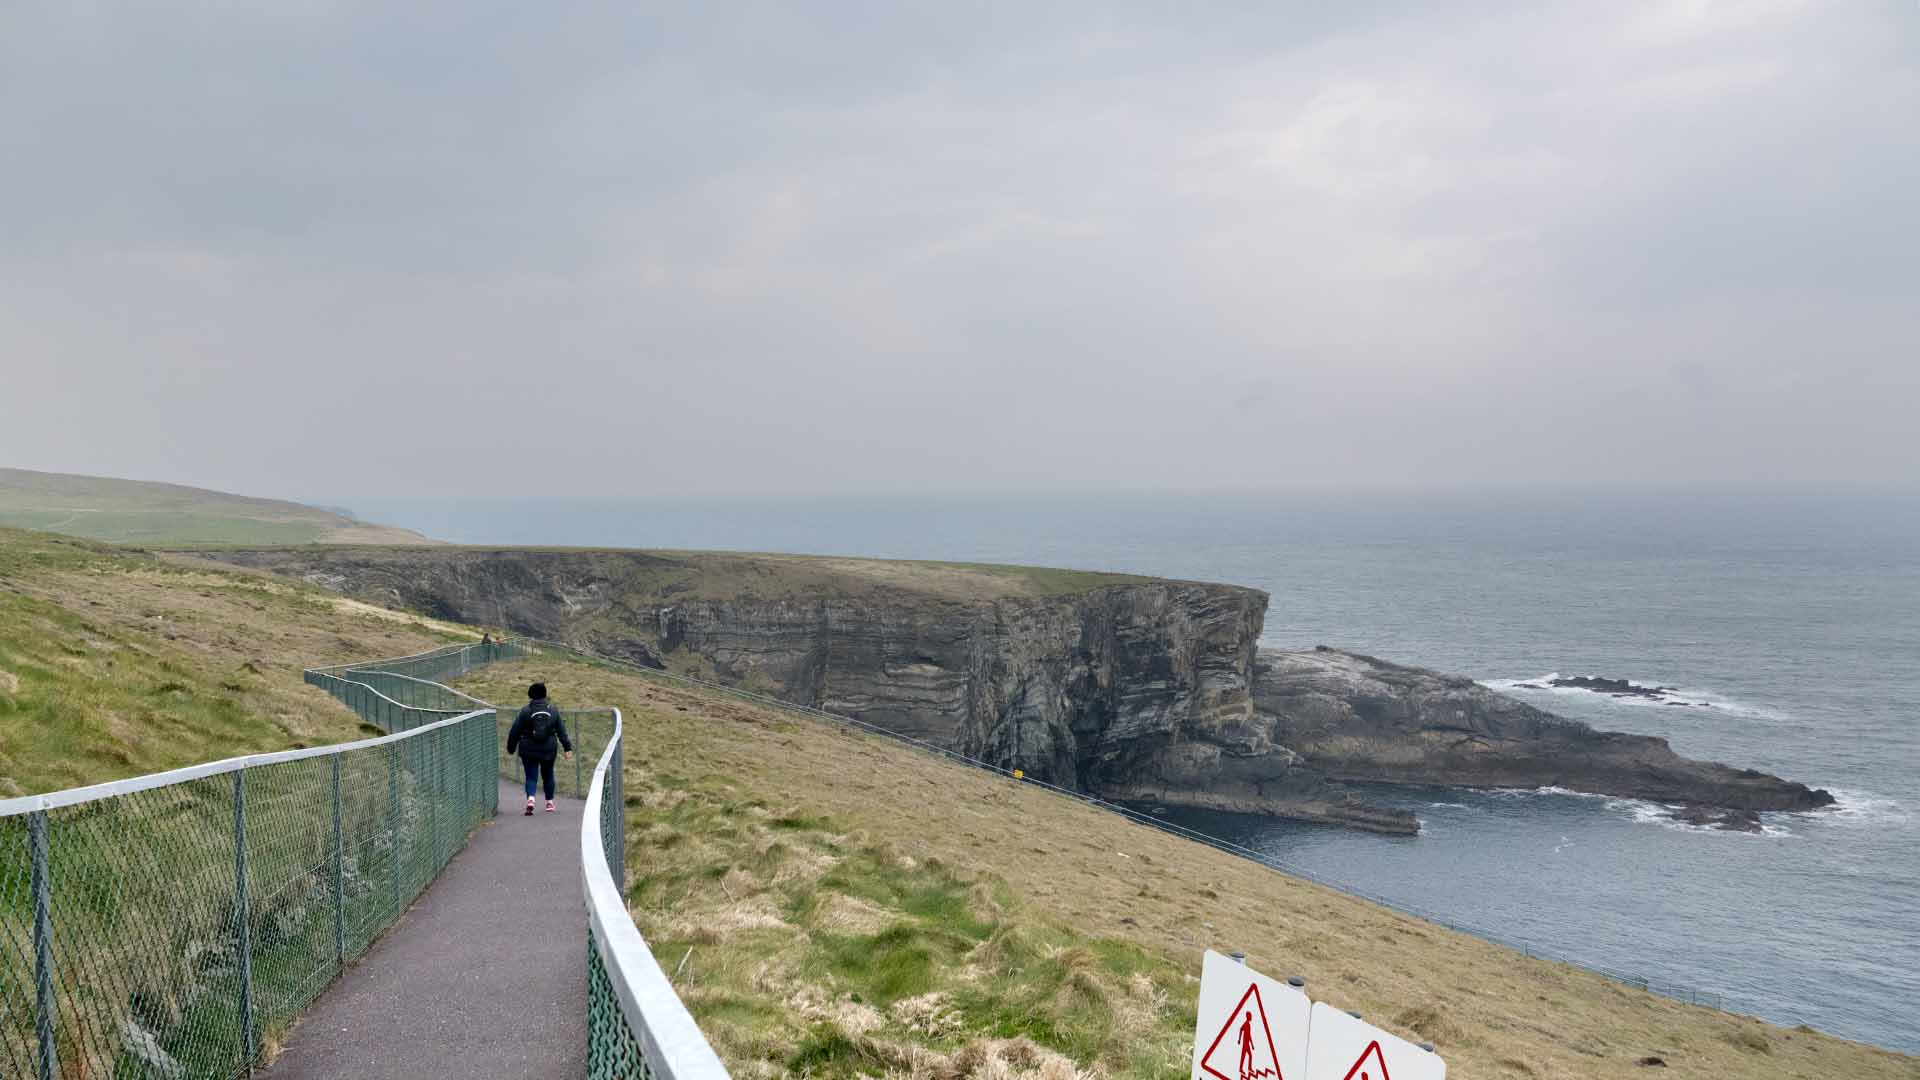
[581,707,732,1078]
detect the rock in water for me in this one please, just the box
[1546,675,1677,699]
[1666,805,1764,832]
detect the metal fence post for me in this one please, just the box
[462,715,473,820]
[426,727,439,870]
[614,738,626,875]
[234,770,256,1072]
[332,755,346,966]
[474,715,484,818]
[30,810,57,1080]
[389,743,402,914]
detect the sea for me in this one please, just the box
[346,491,1919,1052]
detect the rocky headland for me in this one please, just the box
[1253,648,1833,813]
[192,545,1833,833]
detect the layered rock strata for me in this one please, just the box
[1252,648,1833,812]
[199,546,1414,831]
[195,546,1830,833]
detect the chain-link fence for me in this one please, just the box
[0,646,518,1079]
[322,639,730,1078]
[306,641,529,732]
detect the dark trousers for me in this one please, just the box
[521,756,556,800]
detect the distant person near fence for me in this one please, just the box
[507,682,573,815]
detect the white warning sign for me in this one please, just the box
[1303,1002,1446,1080]
[1191,950,1311,1080]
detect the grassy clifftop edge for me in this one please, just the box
[0,466,435,546]
[183,543,1249,604]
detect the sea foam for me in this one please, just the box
[1483,672,1780,718]
[1820,788,1911,826]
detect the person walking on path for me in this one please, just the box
[506,682,573,815]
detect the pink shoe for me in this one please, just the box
[545,800,557,813]
[524,796,535,816]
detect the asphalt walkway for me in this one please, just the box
[262,779,587,1080]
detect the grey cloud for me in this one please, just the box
[1,1,1915,499]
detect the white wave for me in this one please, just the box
[1483,672,1780,718]
[1818,788,1911,826]
[1480,786,1800,836]
[1624,800,1675,826]
[1613,798,1797,837]
[1489,784,1615,801]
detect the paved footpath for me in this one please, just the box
[263,779,587,1079]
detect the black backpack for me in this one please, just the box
[523,708,556,743]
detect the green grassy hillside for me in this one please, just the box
[0,528,469,794]
[0,467,434,546]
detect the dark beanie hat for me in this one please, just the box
[528,682,547,700]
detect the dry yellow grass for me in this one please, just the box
[459,655,1919,1080]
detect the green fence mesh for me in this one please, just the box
[0,646,513,1079]
[587,926,651,1080]
[4,638,726,1080]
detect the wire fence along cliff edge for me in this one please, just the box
[321,641,728,1080]
[0,642,509,1080]
[0,638,730,1080]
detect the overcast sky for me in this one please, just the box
[2,1,1915,500]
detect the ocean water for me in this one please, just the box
[346,492,1919,1051]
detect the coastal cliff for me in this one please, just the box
[196,546,1415,832]
[193,546,1829,830]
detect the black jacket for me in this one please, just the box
[506,699,572,762]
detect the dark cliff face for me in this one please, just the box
[195,546,1830,829]
[197,546,1414,830]
[1252,647,1835,812]
[648,580,1270,790]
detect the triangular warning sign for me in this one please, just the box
[1198,982,1287,1080]
[1339,1040,1393,1080]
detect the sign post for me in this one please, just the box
[1191,949,1311,1080]
[1303,1002,1446,1080]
